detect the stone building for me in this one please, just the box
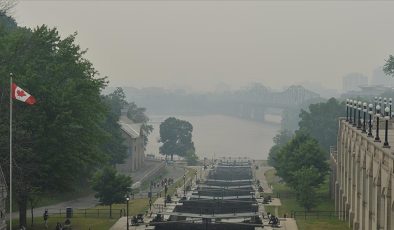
[332,116,394,230]
[116,116,145,173]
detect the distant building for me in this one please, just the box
[342,73,368,92]
[341,85,392,99]
[116,116,145,173]
[371,66,394,87]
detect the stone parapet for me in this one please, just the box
[331,118,394,230]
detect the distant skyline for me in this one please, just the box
[13,1,394,92]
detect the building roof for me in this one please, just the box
[118,116,142,138]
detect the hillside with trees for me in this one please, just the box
[0,9,132,227]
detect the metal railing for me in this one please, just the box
[43,208,127,219]
[291,210,345,220]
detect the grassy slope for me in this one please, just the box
[264,169,350,230]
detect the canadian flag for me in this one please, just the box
[12,83,36,105]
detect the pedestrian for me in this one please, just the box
[43,209,49,229]
[55,222,62,230]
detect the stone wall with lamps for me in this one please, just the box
[331,98,394,230]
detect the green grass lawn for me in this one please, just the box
[264,169,350,230]
[12,216,117,230]
[11,167,197,229]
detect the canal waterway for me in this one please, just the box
[146,114,281,160]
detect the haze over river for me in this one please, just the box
[146,114,281,160]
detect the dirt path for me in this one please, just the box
[255,164,274,194]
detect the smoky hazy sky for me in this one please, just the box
[13,1,394,92]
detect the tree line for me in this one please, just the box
[0,10,152,227]
[268,98,343,210]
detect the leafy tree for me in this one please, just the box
[274,132,329,187]
[127,102,153,149]
[0,0,15,15]
[280,97,325,133]
[106,87,128,117]
[0,23,110,226]
[383,55,394,77]
[159,117,195,161]
[298,98,344,151]
[101,89,128,165]
[268,129,292,167]
[184,149,198,166]
[127,102,149,123]
[92,166,132,218]
[291,166,321,211]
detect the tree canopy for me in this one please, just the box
[0,18,127,226]
[272,131,329,210]
[159,117,195,161]
[275,132,328,186]
[101,88,128,165]
[298,98,343,152]
[267,129,292,167]
[127,102,153,149]
[383,55,394,77]
[92,166,132,217]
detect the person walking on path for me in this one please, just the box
[43,209,49,228]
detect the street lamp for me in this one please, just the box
[149,181,153,212]
[183,174,186,197]
[164,182,168,207]
[375,105,381,142]
[346,99,349,122]
[126,195,130,230]
[379,96,382,107]
[362,102,367,133]
[357,101,362,129]
[390,98,393,118]
[349,99,353,124]
[384,107,390,148]
[353,100,357,127]
[368,104,373,137]
[195,171,198,183]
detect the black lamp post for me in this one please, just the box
[375,105,381,142]
[149,181,153,212]
[164,182,168,207]
[390,98,392,118]
[362,102,367,133]
[368,104,373,137]
[183,174,186,197]
[126,195,130,230]
[384,107,390,148]
[357,101,362,129]
[349,99,353,124]
[195,171,198,184]
[353,100,357,127]
[346,99,349,122]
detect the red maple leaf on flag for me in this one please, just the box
[16,90,26,97]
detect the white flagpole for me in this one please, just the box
[9,73,12,230]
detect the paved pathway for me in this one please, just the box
[11,194,99,219]
[11,160,167,219]
[255,164,274,194]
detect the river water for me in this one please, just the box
[146,114,280,160]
